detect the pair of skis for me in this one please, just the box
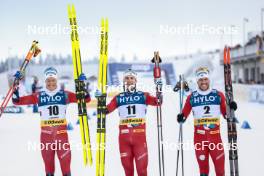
[96,18,109,176]
[68,4,109,174]
[68,4,92,166]
[0,41,41,118]
[151,51,165,176]
[223,46,239,176]
[174,75,189,176]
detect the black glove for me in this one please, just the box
[230,101,237,111]
[12,87,20,103]
[177,113,186,123]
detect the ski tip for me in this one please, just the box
[70,4,75,11]
[223,47,226,64]
[100,18,105,27]
[105,18,109,32]
[223,46,228,64]
[67,4,76,16]
[68,4,74,10]
[67,4,72,16]
[227,46,231,64]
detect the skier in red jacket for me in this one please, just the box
[177,67,237,176]
[102,69,161,176]
[12,67,91,176]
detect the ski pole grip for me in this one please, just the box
[154,67,161,78]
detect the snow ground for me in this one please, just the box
[0,90,263,176]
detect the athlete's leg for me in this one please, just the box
[209,134,225,176]
[133,131,148,176]
[119,131,134,176]
[56,132,71,175]
[41,132,56,175]
[194,132,210,175]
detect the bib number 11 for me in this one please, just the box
[127,105,136,115]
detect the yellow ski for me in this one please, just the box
[96,18,109,176]
[67,4,92,166]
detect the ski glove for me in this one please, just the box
[12,87,20,103]
[177,113,186,123]
[173,81,189,92]
[14,71,25,81]
[78,73,87,81]
[230,101,237,111]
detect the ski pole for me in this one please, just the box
[0,41,40,118]
[174,75,188,176]
[152,51,165,176]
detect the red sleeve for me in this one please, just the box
[13,93,38,105]
[106,95,118,114]
[218,91,227,117]
[65,90,91,103]
[182,94,192,119]
[144,92,159,106]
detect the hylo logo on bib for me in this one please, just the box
[40,95,62,103]
[194,95,216,104]
[119,96,141,103]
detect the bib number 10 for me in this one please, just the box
[48,105,59,116]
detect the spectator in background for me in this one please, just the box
[256,35,263,54]
[32,76,42,113]
[60,82,65,91]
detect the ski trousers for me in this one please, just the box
[119,124,148,176]
[194,127,225,176]
[40,126,71,175]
